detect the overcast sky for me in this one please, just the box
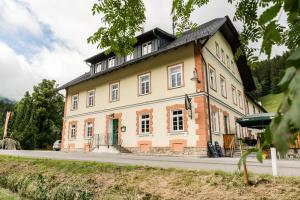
[0,0,287,100]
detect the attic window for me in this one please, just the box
[126,52,134,61]
[108,57,115,68]
[142,41,152,55]
[94,63,102,73]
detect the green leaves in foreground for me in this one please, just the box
[87,0,146,56]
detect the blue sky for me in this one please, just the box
[0,0,288,100]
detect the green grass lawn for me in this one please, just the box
[0,155,300,200]
[259,93,283,112]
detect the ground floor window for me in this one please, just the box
[70,123,77,139]
[171,109,184,131]
[213,111,219,132]
[140,114,150,134]
[224,115,229,134]
[86,121,93,138]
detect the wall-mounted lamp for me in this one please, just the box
[121,126,126,132]
[191,68,201,83]
[109,113,115,119]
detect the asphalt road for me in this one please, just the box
[1,150,300,176]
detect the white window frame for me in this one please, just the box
[142,41,152,55]
[215,42,220,58]
[126,52,134,61]
[221,49,225,63]
[171,109,184,132]
[70,123,77,139]
[86,122,93,138]
[94,62,102,73]
[220,76,227,97]
[238,91,243,109]
[140,114,150,134]
[71,94,78,110]
[209,67,217,91]
[168,64,183,89]
[232,86,237,105]
[226,55,230,68]
[108,57,115,68]
[224,115,229,134]
[110,82,119,102]
[138,73,150,95]
[213,111,219,133]
[87,90,95,107]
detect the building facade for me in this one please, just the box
[59,16,266,156]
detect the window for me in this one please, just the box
[110,82,119,102]
[220,76,226,97]
[142,41,152,55]
[238,91,243,109]
[126,52,134,61]
[108,57,115,68]
[94,62,102,73]
[221,49,225,63]
[253,105,256,114]
[215,42,220,57]
[87,90,95,107]
[213,111,219,132]
[231,60,234,71]
[86,122,93,138]
[140,114,150,134]
[224,115,229,134]
[71,94,78,110]
[226,55,230,68]
[171,109,184,131]
[232,86,237,105]
[69,123,77,139]
[209,67,216,90]
[236,121,241,138]
[168,64,183,89]
[138,73,150,95]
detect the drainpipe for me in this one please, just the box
[194,39,213,143]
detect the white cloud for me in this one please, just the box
[0,0,42,35]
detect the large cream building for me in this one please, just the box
[59,16,266,156]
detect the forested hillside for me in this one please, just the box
[251,52,289,98]
[251,52,289,112]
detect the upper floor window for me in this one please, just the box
[245,99,249,114]
[138,73,150,95]
[85,121,93,138]
[221,49,225,63]
[215,42,220,58]
[142,41,152,55]
[213,111,219,132]
[126,52,134,61]
[232,86,237,105]
[94,62,102,73]
[168,64,183,89]
[253,105,256,114]
[140,114,150,134]
[110,82,119,102]
[226,55,230,68]
[231,60,234,71]
[71,94,78,110]
[171,109,184,131]
[220,76,227,97]
[209,66,216,91]
[108,57,115,68]
[87,90,95,107]
[238,91,243,109]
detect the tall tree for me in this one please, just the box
[10,80,64,149]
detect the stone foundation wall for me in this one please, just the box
[125,147,208,157]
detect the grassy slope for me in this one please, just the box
[259,93,283,112]
[0,188,23,200]
[0,155,300,200]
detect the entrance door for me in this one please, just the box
[112,119,119,145]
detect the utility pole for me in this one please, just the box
[3,112,11,139]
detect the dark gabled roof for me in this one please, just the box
[85,28,176,64]
[58,16,256,91]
